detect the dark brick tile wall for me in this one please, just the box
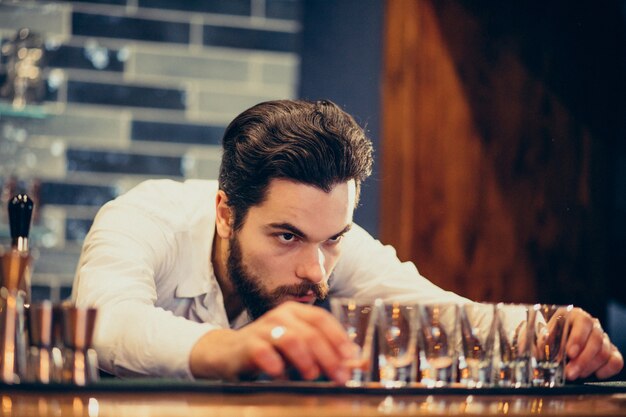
[131,120,224,145]
[66,81,186,109]
[203,25,299,52]
[0,0,302,288]
[72,12,190,44]
[138,0,251,16]
[47,45,125,72]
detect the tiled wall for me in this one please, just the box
[0,0,301,297]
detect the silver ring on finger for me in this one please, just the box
[270,325,286,342]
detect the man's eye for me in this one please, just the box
[327,235,343,244]
[278,233,295,243]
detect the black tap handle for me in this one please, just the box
[8,194,34,240]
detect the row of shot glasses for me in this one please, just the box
[331,299,573,388]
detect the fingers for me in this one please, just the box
[269,322,335,381]
[289,301,355,356]
[249,302,354,383]
[595,345,624,380]
[565,308,624,380]
[567,325,606,379]
[247,338,287,378]
[565,308,594,361]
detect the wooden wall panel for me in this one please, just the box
[380,0,619,315]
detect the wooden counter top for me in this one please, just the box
[2,381,626,417]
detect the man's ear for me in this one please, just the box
[215,190,233,239]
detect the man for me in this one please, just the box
[72,99,622,383]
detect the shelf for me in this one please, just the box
[0,102,48,119]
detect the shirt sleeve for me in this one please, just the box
[331,224,470,304]
[72,200,216,379]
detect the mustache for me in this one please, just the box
[270,281,330,300]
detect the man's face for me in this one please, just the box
[227,179,357,319]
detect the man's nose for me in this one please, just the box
[296,246,326,284]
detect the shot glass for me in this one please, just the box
[495,303,534,387]
[330,298,377,386]
[417,303,458,387]
[531,304,573,387]
[377,300,417,387]
[459,303,497,387]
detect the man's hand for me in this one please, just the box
[189,301,355,383]
[565,308,623,380]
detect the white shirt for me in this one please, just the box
[72,179,466,378]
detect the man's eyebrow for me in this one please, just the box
[330,224,352,239]
[267,223,352,241]
[267,223,307,239]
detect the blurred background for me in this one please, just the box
[0,0,625,360]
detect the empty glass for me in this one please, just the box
[495,303,534,387]
[330,298,377,386]
[531,304,573,387]
[377,301,417,387]
[459,303,497,387]
[417,303,458,387]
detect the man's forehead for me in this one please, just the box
[250,179,356,236]
[263,178,356,207]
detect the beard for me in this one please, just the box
[227,233,330,320]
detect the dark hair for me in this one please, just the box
[218,99,373,230]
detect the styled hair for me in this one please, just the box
[218,99,373,230]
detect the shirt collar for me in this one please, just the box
[175,181,218,299]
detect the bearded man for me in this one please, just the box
[72,100,622,382]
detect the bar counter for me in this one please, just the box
[2,380,626,417]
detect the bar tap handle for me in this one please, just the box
[1,194,34,384]
[8,194,34,253]
[7,193,34,304]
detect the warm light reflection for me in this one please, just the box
[459,395,473,413]
[377,395,395,414]
[392,305,400,319]
[37,397,48,416]
[88,397,99,417]
[0,392,610,416]
[74,351,86,386]
[2,396,12,415]
[73,396,84,416]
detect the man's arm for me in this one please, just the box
[332,224,467,304]
[73,201,216,378]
